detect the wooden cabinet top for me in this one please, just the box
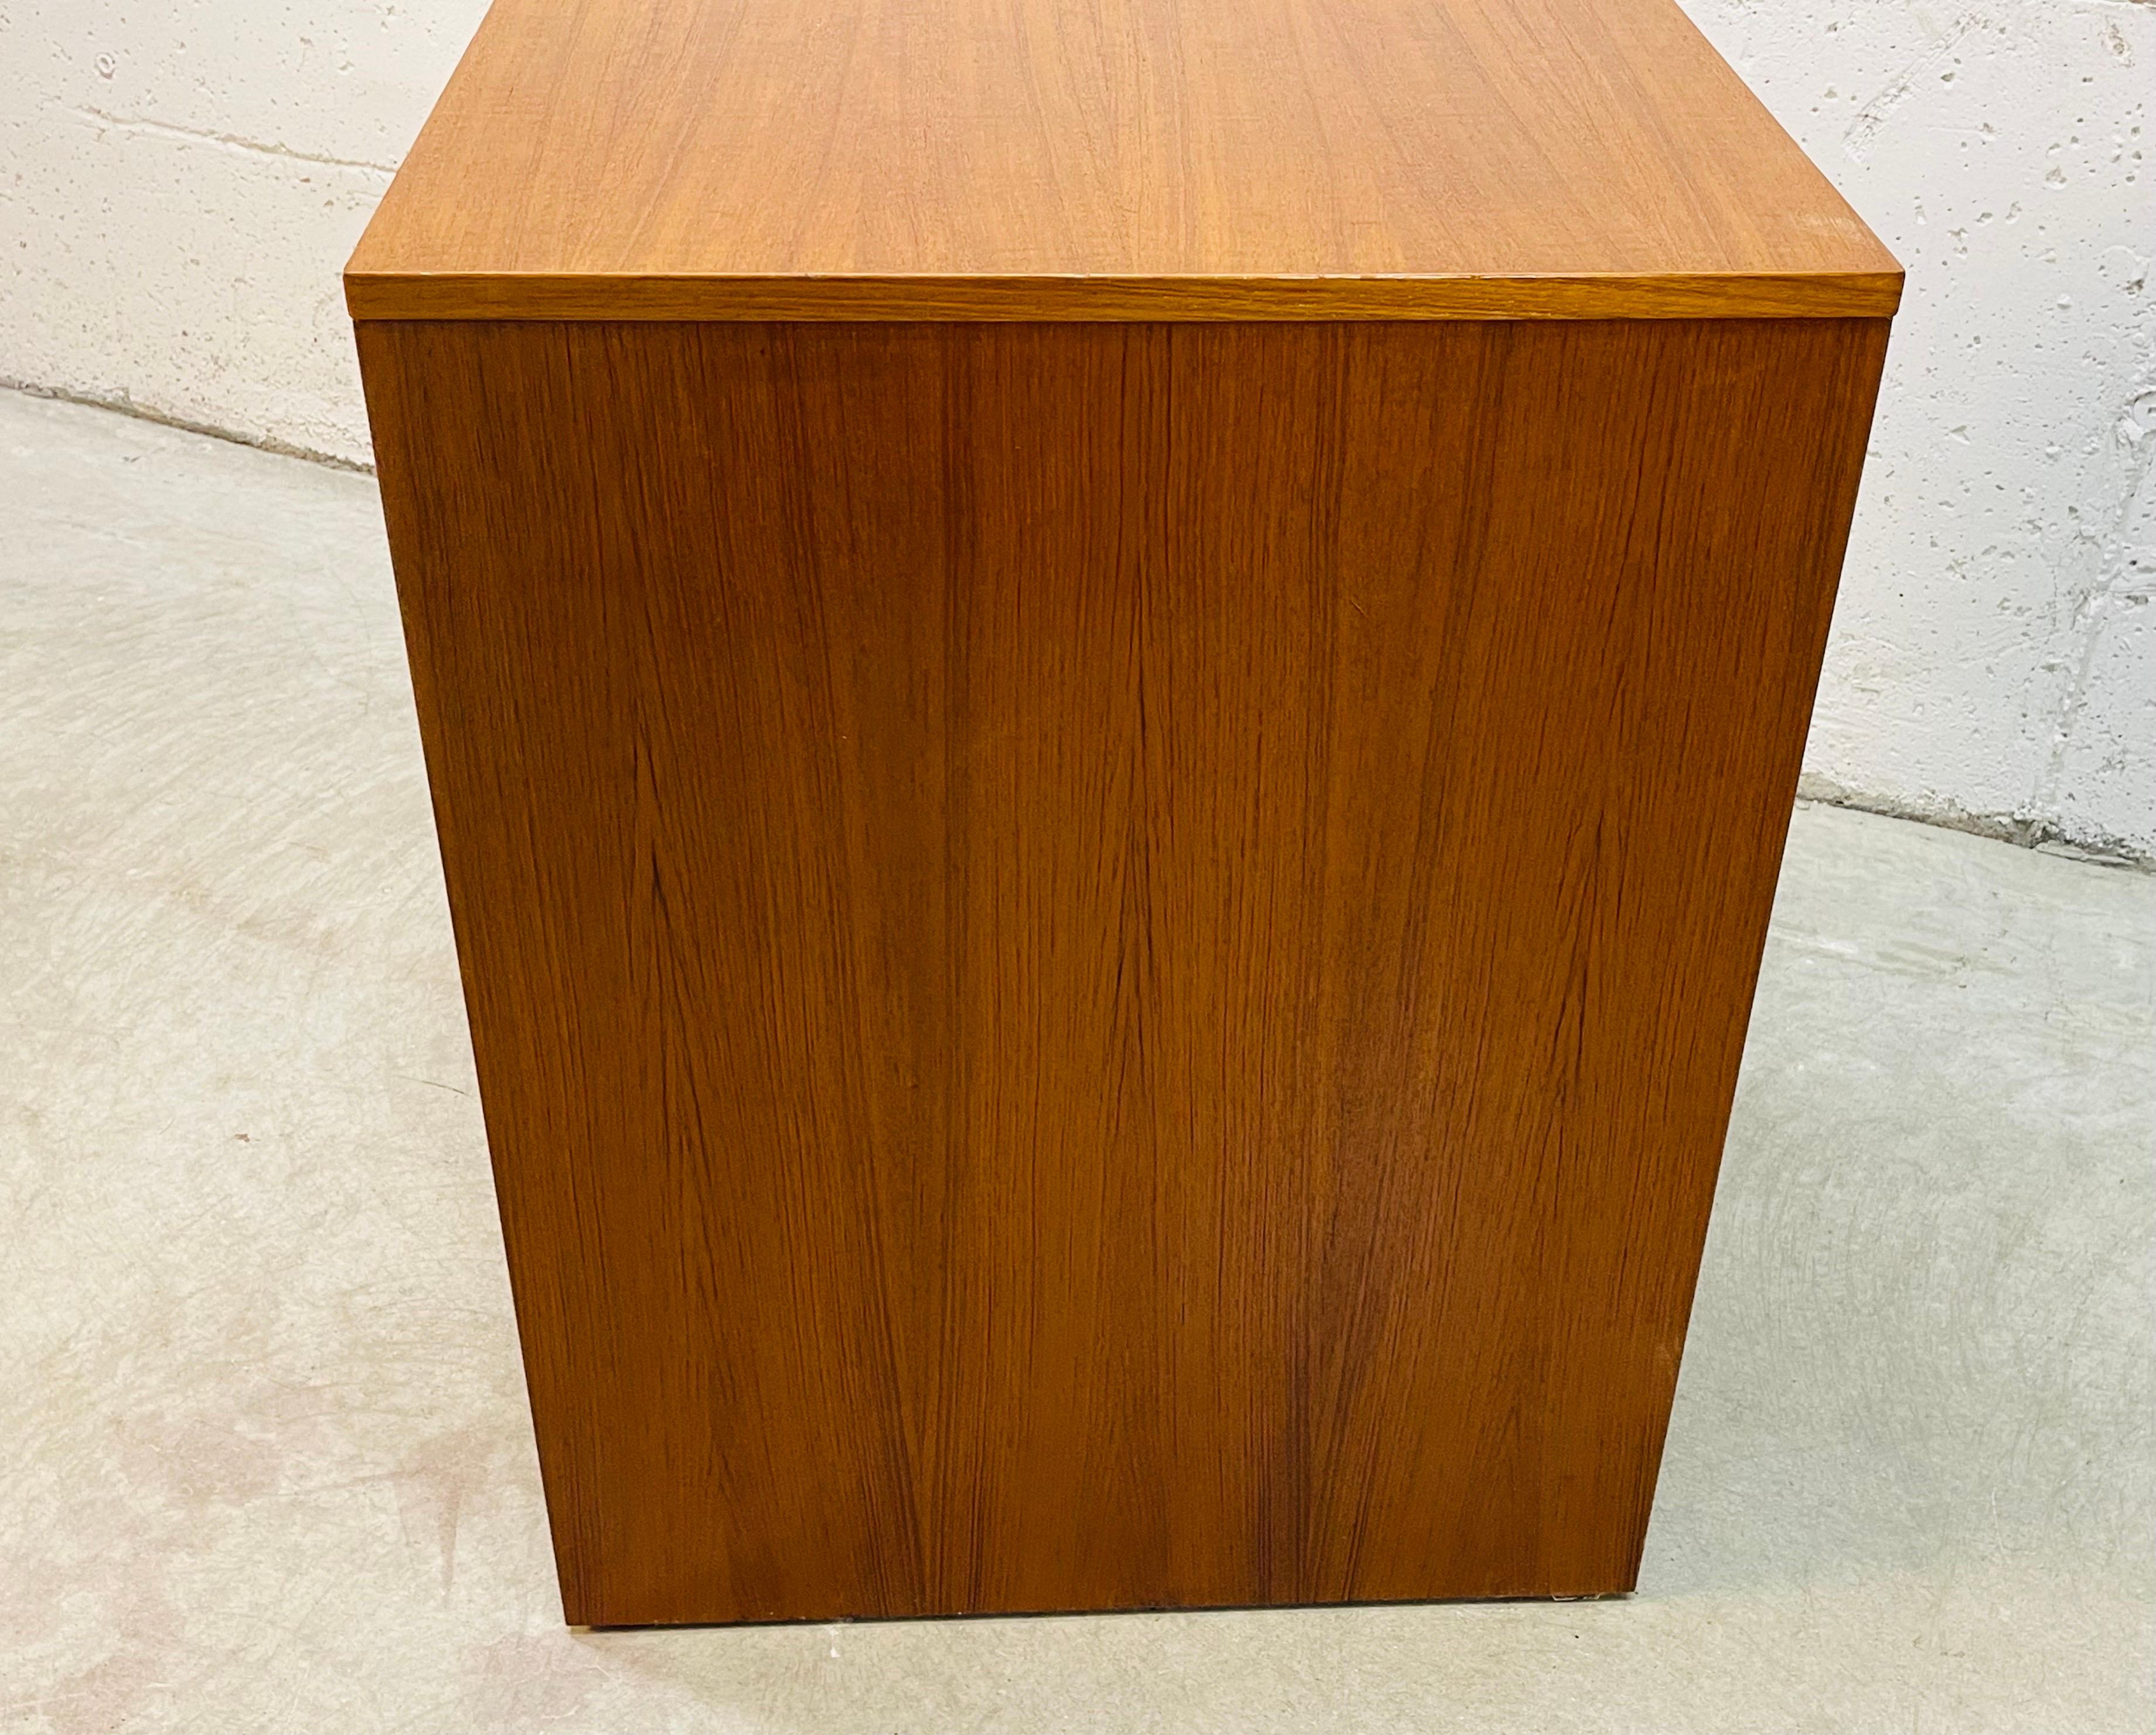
[346,0,1900,323]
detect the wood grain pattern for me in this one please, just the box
[346,0,1900,322]
[357,315,1890,1625]
[345,270,1904,324]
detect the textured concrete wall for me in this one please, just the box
[2,0,2150,853]
[1685,1,2154,859]
[0,1,485,461]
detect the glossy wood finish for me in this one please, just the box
[358,315,1890,1626]
[346,0,1900,322]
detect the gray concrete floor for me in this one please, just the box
[2,386,2150,1733]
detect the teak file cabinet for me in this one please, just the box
[350,0,1898,1626]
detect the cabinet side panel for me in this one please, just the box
[1252,318,1888,1599]
[356,315,1886,1623]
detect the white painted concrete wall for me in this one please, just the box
[2,1,2150,855]
[0,1,486,461]
[1685,1,2155,860]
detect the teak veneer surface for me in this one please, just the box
[358,315,1890,1624]
[346,0,1901,321]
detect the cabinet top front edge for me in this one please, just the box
[348,0,1902,324]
